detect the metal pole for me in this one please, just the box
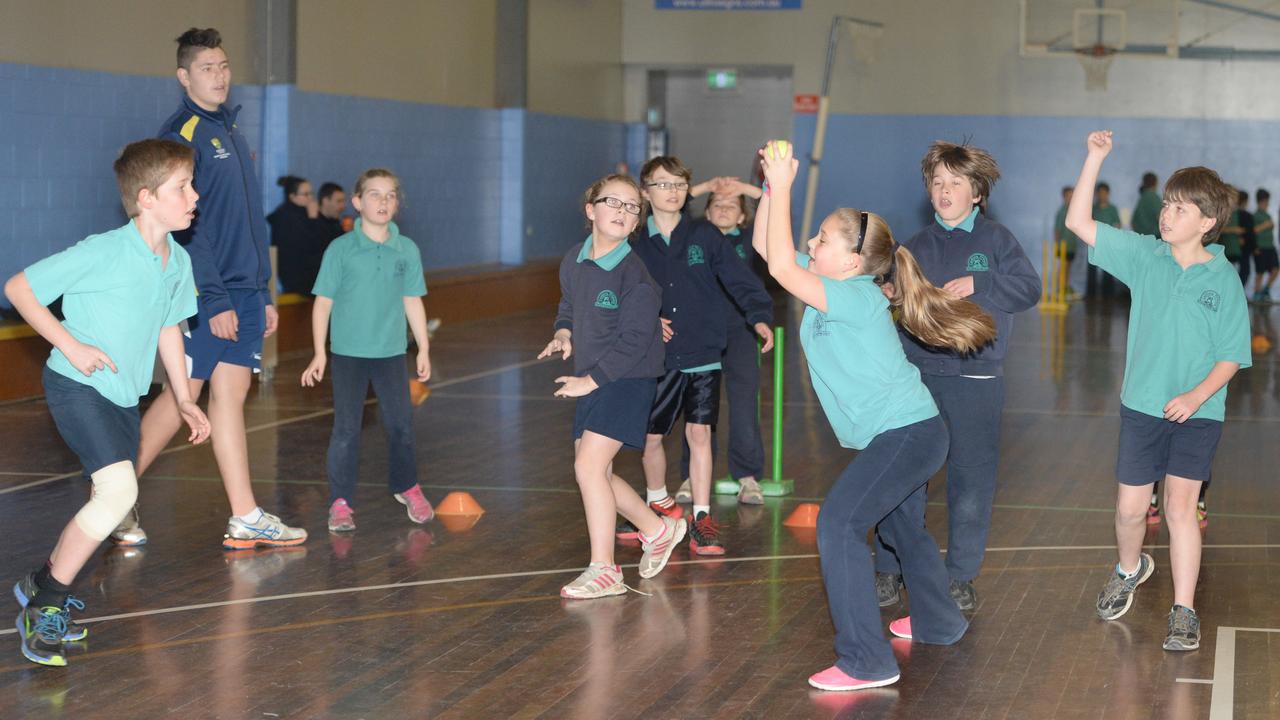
[771,326,784,482]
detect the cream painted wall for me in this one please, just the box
[527,0,625,121]
[296,0,498,107]
[621,0,1280,120]
[0,0,257,81]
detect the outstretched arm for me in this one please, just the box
[1064,131,1113,247]
[760,142,828,313]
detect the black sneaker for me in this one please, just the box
[13,574,87,641]
[615,521,640,541]
[949,578,978,611]
[1096,553,1155,620]
[875,572,902,607]
[1163,605,1200,651]
[689,512,725,556]
[16,605,68,667]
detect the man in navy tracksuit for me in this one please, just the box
[113,28,306,550]
[622,156,774,556]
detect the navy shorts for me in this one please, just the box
[1254,248,1278,274]
[43,366,140,476]
[647,368,721,435]
[1116,404,1222,485]
[186,289,265,380]
[573,377,657,450]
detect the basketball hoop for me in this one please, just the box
[1075,44,1116,92]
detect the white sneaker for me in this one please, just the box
[109,505,148,546]
[737,478,765,505]
[223,511,308,550]
[675,478,693,504]
[638,516,687,579]
[560,563,626,600]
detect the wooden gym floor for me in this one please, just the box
[0,298,1276,719]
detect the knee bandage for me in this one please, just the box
[74,461,139,541]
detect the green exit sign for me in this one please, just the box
[707,69,737,90]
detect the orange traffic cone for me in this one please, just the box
[435,491,484,532]
[783,502,820,528]
[409,379,431,406]
[1251,334,1272,354]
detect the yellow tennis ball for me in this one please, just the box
[776,140,790,158]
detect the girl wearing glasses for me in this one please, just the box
[539,174,685,599]
[756,142,994,692]
[301,168,436,533]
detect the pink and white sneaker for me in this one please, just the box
[394,485,434,523]
[807,665,900,691]
[328,499,356,533]
[888,617,912,640]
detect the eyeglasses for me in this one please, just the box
[594,197,642,215]
[646,182,689,191]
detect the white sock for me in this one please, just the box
[647,488,670,504]
[1116,561,1138,578]
[238,507,265,524]
[693,504,710,518]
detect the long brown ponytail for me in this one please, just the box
[836,209,997,355]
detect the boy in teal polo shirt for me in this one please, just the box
[1066,131,1249,652]
[3,139,210,666]
[302,169,434,532]
[1251,189,1276,301]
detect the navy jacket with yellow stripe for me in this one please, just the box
[159,95,272,320]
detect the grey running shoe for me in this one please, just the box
[560,563,627,600]
[675,478,693,504]
[1096,552,1155,620]
[950,579,978,611]
[1163,605,1200,651]
[109,505,147,546]
[223,511,308,550]
[13,575,86,641]
[875,572,902,607]
[737,478,765,505]
[638,516,686,579]
[17,605,68,667]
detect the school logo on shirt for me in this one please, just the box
[966,253,989,272]
[594,290,619,310]
[210,137,231,160]
[687,244,706,266]
[735,245,747,260]
[394,259,407,277]
[1198,290,1221,312]
[813,314,832,336]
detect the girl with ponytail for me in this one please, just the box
[753,140,993,693]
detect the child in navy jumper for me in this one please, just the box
[541,174,685,599]
[755,140,991,692]
[623,156,774,556]
[677,189,773,505]
[874,141,1041,612]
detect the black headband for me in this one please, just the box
[855,212,869,253]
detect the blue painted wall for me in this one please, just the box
[0,62,636,310]
[791,114,1280,273]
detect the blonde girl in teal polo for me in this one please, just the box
[755,141,995,692]
[302,169,435,533]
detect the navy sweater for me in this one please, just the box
[632,215,772,370]
[159,96,272,319]
[900,213,1041,376]
[554,242,665,385]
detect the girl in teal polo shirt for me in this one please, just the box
[756,141,996,692]
[302,168,434,532]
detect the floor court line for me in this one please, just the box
[0,357,551,497]
[0,544,1276,638]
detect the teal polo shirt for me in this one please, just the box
[1089,224,1251,421]
[24,221,197,407]
[577,234,631,269]
[935,207,978,232]
[796,253,938,450]
[1055,205,1080,251]
[313,219,427,359]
